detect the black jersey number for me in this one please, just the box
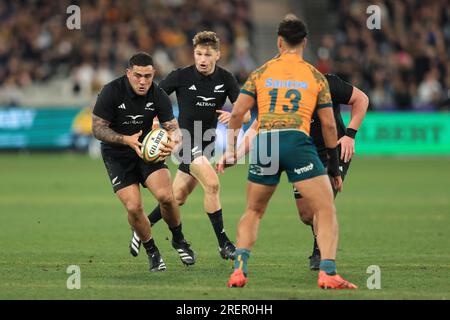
[268,88,301,113]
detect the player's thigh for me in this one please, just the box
[189,156,220,192]
[144,168,174,203]
[247,133,283,186]
[116,184,143,213]
[172,169,198,203]
[292,175,335,212]
[279,131,332,209]
[246,181,277,216]
[282,136,326,184]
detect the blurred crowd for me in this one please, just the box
[316,0,450,111]
[1,0,450,111]
[0,0,254,105]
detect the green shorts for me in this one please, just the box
[248,130,325,185]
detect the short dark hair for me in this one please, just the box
[128,52,154,68]
[193,31,220,50]
[277,16,308,47]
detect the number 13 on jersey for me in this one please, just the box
[268,88,302,113]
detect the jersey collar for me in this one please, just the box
[280,52,304,61]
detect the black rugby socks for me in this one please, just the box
[207,209,229,246]
[143,238,157,254]
[148,205,162,226]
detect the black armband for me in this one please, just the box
[326,147,340,177]
[345,128,357,139]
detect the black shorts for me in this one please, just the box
[293,158,351,199]
[101,148,167,193]
[177,138,215,175]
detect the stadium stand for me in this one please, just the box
[0,0,449,111]
[0,0,254,106]
[314,0,450,111]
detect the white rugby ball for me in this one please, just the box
[141,128,170,162]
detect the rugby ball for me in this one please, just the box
[141,128,171,162]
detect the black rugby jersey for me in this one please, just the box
[310,73,353,162]
[93,75,174,152]
[159,65,239,134]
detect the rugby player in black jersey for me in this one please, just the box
[218,73,368,270]
[92,52,195,271]
[128,32,250,261]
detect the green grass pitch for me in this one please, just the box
[0,153,449,299]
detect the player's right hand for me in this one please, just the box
[124,130,143,159]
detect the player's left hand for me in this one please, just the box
[216,151,237,174]
[331,175,343,193]
[168,132,182,154]
[159,140,174,158]
[337,136,355,163]
[216,110,231,124]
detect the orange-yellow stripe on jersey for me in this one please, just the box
[241,53,332,135]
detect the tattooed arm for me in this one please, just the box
[92,114,123,144]
[92,114,143,157]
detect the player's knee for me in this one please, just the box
[204,180,220,195]
[155,192,175,207]
[175,198,185,206]
[124,202,143,217]
[246,209,264,220]
[246,204,265,219]
[174,192,187,206]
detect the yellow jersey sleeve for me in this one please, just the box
[316,72,332,109]
[241,63,270,99]
[241,71,256,98]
